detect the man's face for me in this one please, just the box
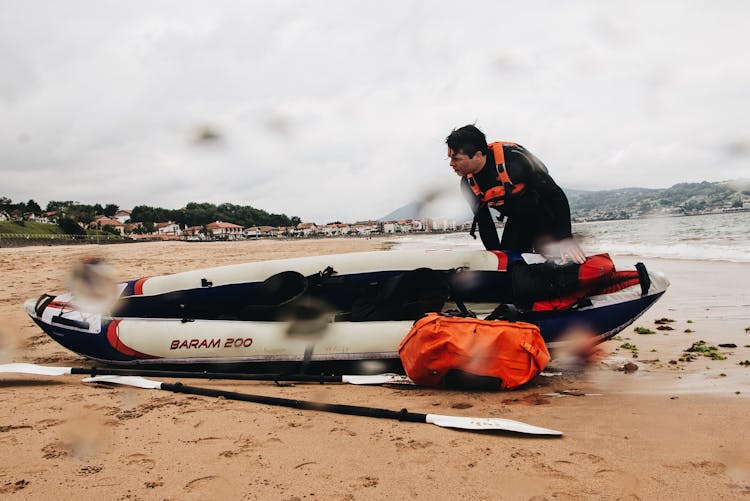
[448,148,484,177]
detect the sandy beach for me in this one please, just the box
[0,239,748,499]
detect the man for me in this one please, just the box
[447,124,585,264]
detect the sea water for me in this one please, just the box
[391,211,750,263]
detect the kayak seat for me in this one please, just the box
[236,271,309,321]
[351,268,450,321]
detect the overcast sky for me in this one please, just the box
[2,1,749,223]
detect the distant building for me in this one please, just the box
[89,218,125,235]
[183,225,206,240]
[0,211,10,222]
[296,222,318,236]
[113,209,132,224]
[28,214,51,224]
[124,222,143,234]
[206,221,243,239]
[428,218,456,231]
[154,221,182,236]
[258,226,278,237]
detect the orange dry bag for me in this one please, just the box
[398,313,550,390]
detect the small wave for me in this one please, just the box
[391,225,750,263]
[582,241,750,263]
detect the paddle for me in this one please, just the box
[83,375,563,435]
[0,363,412,386]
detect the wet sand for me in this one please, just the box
[0,240,748,499]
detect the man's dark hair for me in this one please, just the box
[446,124,488,158]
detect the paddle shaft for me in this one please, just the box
[161,382,427,423]
[70,367,343,383]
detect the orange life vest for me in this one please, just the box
[466,141,527,209]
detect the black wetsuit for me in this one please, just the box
[460,144,573,252]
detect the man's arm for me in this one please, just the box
[475,205,502,250]
[536,182,586,263]
[460,179,501,250]
[510,147,585,263]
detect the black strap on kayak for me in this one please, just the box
[635,262,650,296]
[484,303,520,322]
[447,268,475,318]
[306,266,336,286]
[296,343,315,376]
[34,294,55,317]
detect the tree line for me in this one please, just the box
[130,202,300,229]
[1,197,300,230]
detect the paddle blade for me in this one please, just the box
[341,374,414,385]
[82,375,162,389]
[425,414,562,436]
[0,363,72,376]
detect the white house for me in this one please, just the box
[411,219,426,232]
[183,225,206,240]
[296,222,318,236]
[428,218,457,231]
[0,211,10,222]
[258,226,278,237]
[321,224,340,236]
[154,221,182,236]
[90,217,125,235]
[28,214,50,224]
[352,224,376,235]
[114,209,132,224]
[206,221,243,239]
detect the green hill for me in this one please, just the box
[0,221,66,236]
[565,180,748,220]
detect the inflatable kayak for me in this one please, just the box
[25,249,668,368]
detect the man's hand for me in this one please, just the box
[541,238,586,264]
[559,238,586,264]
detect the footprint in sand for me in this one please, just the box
[532,462,574,480]
[36,419,65,430]
[76,465,102,476]
[509,448,539,459]
[124,453,156,469]
[448,438,471,447]
[23,334,51,348]
[0,424,33,433]
[41,441,69,459]
[219,436,261,458]
[329,427,357,436]
[0,479,30,494]
[184,475,222,492]
[569,451,605,464]
[349,476,378,489]
[502,394,551,406]
[394,439,434,450]
[664,460,727,476]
